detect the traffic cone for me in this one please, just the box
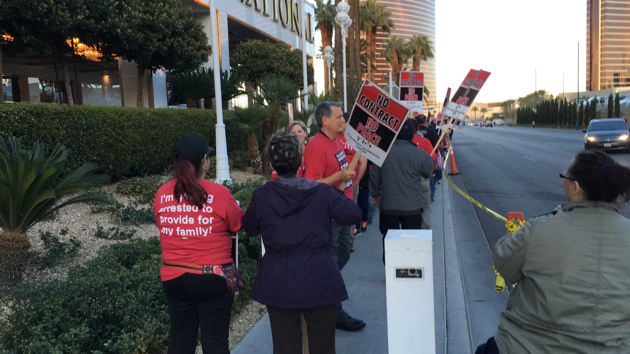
[449,145,460,175]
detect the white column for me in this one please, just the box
[342,35,347,111]
[210,0,231,183]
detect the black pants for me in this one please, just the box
[475,337,499,354]
[379,212,423,264]
[162,273,234,354]
[267,304,337,354]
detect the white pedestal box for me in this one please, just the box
[385,229,435,354]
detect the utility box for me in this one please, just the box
[385,229,435,354]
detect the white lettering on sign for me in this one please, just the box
[401,79,424,86]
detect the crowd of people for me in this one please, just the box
[152,103,453,353]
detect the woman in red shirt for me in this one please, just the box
[154,134,244,354]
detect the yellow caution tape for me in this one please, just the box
[442,144,527,293]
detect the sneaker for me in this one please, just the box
[361,221,368,232]
[367,217,373,225]
[437,180,442,184]
[336,317,366,331]
[354,228,361,236]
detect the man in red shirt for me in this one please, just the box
[303,101,366,332]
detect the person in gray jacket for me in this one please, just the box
[370,119,433,264]
[477,149,630,354]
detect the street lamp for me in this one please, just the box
[323,46,333,94]
[335,1,352,112]
[300,0,308,111]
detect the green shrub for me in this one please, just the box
[116,175,167,204]
[29,229,81,270]
[1,239,168,353]
[116,202,155,225]
[230,150,250,171]
[94,225,137,241]
[0,103,253,180]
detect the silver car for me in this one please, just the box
[583,118,630,152]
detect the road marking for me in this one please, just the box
[523,156,537,162]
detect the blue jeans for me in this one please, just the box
[356,187,370,230]
[430,176,436,200]
[435,168,443,181]
[368,196,376,219]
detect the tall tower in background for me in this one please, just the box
[587,0,630,91]
[365,0,436,106]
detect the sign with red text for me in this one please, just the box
[442,69,491,120]
[345,80,410,166]
[436,87,452,128]
[398,71,424,111]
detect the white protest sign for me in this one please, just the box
[442,69,491,120]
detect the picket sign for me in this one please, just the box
[398,71,424,112]
[442,69,491,120]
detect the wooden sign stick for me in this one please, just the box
[339,153,362,191]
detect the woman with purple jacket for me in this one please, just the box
[243,132,361,354]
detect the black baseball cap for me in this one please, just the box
[173,134,214,165]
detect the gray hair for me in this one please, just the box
[315,101,342,128]
[265,131,302,177]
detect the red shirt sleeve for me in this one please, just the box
[303,141,327,181]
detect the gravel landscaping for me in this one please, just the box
[0,169,267,352]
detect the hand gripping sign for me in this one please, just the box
[442,69,491,120]
[344,80,410,168]
[398,71,424,111]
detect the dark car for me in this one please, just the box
[583,118,630,152]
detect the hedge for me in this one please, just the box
[0,103,260,180]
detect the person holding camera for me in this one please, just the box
[477,150,630,353]
[243,132,361,353]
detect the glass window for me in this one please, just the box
[2,77,15,102]
[588,120,628,131]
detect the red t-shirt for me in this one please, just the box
[336,133,360,182]
[303,132,353,199]
[412,135,437,159]
[154,178,245,281]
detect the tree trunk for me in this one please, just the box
[0,43,3,104]
[347,0,359,100]
[261,103,281,174]
[60,53,74,106]
[334,0,344,103]
[248,133,263,174]
[137,66,145,107]
[369,28,378,82]
[185,99,196,109]
[52,48,62,103]
[413,48,421,71]
[320,20,331,94]
[0,231,30,296]
[352,0,361,83]
[245,81,254,106]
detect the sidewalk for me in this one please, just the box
[233,175,508,353]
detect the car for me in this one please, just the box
[583,118,630,152]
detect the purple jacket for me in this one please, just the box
[243,177,361,309]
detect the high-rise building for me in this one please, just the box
[587,0,630,91]
[364,0,436,106]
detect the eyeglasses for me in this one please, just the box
[559,171,576,182]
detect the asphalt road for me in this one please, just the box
[451,125,630,248]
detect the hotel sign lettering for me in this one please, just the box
[238,0,315,44]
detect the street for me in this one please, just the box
[451,125,630,247]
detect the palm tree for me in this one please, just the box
[471,106,479,120]
[408,35,434,71]
[479,107,486,120]
[382,36,408,85]
[314,0,335,93]
[360,0,394,82]
[167,69,212,108]
[0,137,112,294]
[229,105,272,174]
[250,77,301,173]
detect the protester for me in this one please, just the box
[303,101,366,331]
[370,120,433,263]
[416,114,440,202]
[154,134,245,354]
[270,121,309,181]
[243,132,361,353]
[410,119,435,229]
[339,113,368,243]
[477,150,630,354]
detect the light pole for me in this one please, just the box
[323,46,333,94]
[209,0,231,183]
[335,1,352,112]
[300,0,308,111]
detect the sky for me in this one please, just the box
[311,0,587,104]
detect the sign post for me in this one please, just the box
[398,71,424,112]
